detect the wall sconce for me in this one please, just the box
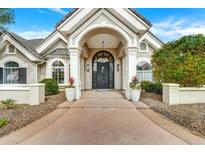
[117,64,120,72]
[86,64,90,72]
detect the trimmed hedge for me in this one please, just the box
[152,34,205,87]
[40,78,59,96]
[144,81,162,95]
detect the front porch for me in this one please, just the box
[68,26,139,100]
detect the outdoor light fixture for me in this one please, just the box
[117,64,120,72]
[86,64,90,72]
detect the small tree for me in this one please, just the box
[0,9,15,32]
[152,34,205,87]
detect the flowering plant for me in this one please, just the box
[65,77,75,88]
[129,75,141,90]
[69,77,75,86]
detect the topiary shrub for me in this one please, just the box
[144,82,162,95]
[152,34,205,87]
[141,80,152,90]
[40,78,59,96]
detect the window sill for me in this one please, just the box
[5,52,17,55]
[138,50,149,53]
[0,84,28,87]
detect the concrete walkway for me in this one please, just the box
[1,91,205,144]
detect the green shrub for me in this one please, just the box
[141,80,152,90]
[145,82,162,95]
[0,118,8,128]
[40,78,59,96]
[152,34,205,87]
[0,98,16,109]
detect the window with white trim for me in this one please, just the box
[51,60,64,84]
[140,42,147,52]
[136,61,152,82]
[6,45,16,54]
[0,61,27,84]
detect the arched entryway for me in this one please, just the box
[92,51,114,89]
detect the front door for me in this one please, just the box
[96,63,109,89]
[92,51,114,89]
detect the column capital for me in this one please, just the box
[68,47,82,53]
[124,46,139,54]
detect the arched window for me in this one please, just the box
[9,45,15,53]
[136,61,152,81]
[2,61,26,84]
[5,61,19,67]
[140,42,147,51]
[51,60,64,84]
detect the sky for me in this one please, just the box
[6,8,205,42]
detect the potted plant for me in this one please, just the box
[65,77,75,102]
[129,75,141,102]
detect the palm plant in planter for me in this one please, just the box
[65,77,75,102]
[129,76,141,102]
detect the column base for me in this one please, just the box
[125,81,131,100]
[74,80,81,99]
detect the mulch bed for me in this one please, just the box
[140,91,205,137]
[0,92,66,138]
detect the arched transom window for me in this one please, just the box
[136,61,152,81]
[51,60,64,84]
[0,61,27,84]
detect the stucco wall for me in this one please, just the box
[80,58,85,90]
[37,63,46,82]
[163,83,205,105]
[0,46,38,84]
[0,84,45,105]
[84,48,122,90]
[136,45,154,59]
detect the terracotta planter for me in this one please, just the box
[130,88,141,102]
[65,88,75,102]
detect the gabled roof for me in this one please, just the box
[45,48,69,57]
[147,31,164,45]
[128,8,152,27]
[55,8,152,29]
[5,32,44,59]
[55,8,79,29]
[27,38,44,48]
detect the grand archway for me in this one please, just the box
[92,51,114,89]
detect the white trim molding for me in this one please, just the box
[136,57,151,64]
[0,56,28,67]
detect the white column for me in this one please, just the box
[29,83,45,105]
[162,83,179,105]
[69,48,81,99]
[125,47,137,99]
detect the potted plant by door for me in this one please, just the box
[65,77,75,102]
[129,76,141,102]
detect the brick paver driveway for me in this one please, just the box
[17,91,188,144]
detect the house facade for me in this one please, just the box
[0,8,163,100]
